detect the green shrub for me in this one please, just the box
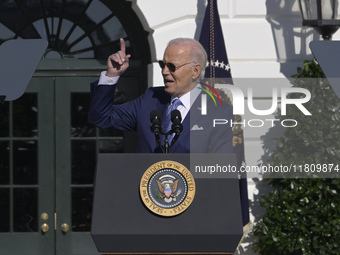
[252,59,340,255]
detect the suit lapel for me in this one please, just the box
[188,95,203,128]
[156,90,171,121]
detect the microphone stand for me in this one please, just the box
[162,130,173,154]
[164,136,170,153]
[155,131,165,153]
[150,110,165,153]
[150,109,182,153]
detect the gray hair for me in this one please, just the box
[167,38,207,79]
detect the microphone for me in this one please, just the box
[150,110,163,150]
[170,109,183,146]
[150,110,162,133]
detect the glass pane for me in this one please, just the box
[13,188,38,232]
[0,189,10,232]
[302,0,318,20]
[70,37,94,58]
[82,0,111,27]
[13,141,38,185]
[0,101,9,137]
[0,1,26,32]
[71,93,95,137]
[72,188,93,232]
[12,93,38,137]
[64,0,89,20]
[72,140,96,184]
[322,0,336,19]
[91,17,126,46]
[0,141,10,185]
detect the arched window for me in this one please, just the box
[0,0,150,61]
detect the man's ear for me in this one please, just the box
[192,63,202,80]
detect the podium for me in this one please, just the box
[91,153,243,254]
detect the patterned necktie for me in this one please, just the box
[164,98,182,143]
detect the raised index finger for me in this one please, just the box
[120,38,126,54]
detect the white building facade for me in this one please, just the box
[128,0,339,253]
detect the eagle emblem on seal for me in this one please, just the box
[155,175,182,203]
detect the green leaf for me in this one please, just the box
[252,59,340,255]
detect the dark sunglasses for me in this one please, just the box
[158,60,191,72]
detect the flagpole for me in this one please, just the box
[209,0,216,85]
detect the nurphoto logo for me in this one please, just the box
[199,82,312,128]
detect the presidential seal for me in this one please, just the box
[140,160,196,217]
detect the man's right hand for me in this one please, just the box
[106,38,131,77]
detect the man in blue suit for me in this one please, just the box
[88,38,233,153]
